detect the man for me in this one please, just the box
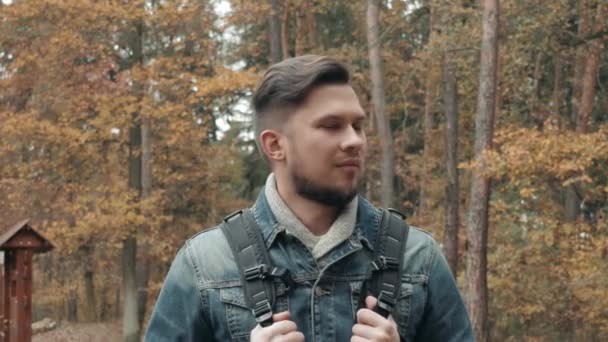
[145,55,473,341]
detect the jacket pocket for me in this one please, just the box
[220,287,256,341]
[219,284,289,341]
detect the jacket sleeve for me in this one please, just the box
[413,241,474,342]
[144,246,214,342]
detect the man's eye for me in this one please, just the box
[322,123,340,130]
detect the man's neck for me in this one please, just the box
[274,178,338,236]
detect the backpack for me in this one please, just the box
[220,207,409,327]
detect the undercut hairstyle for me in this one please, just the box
[252,55,351,161]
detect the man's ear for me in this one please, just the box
[260,129,286,162]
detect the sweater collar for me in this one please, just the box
[252,174,379,253]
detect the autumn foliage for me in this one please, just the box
[1,0,607,340]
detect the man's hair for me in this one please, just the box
[252,55,351,160]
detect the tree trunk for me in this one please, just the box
[565,2,605,222]
[123,118,142,342]
[122,236,139,342]
[136,111,153,329]
[56,256,66,321]
[551,54,563,122]
[420,0,439,213]
[270,0,282,63]
[122,13,148,340]
[115,287,121,320]
[441,0,459,276]
[281,0,290,59]
[67,288,78,322]
[529,51,543,123]
[366,0,394,208]
[465,0,499,341]
[304,0,317,50]
[576,3,604,134]
[570,0,589,128]
[83,244,97,322]
[295,3,307,56]
[100,286,109,321]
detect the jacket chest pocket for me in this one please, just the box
[219,285,289,341]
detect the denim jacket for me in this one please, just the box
[145,191,473,341]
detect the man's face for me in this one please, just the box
[282,84,367,208]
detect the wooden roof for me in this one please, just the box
[0,219,54,252]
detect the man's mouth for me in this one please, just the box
[336,159,362,168]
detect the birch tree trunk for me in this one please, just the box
[465,0,499,341]
[367,0,394,208]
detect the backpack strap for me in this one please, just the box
[361,208,410,318]
[221,209,282,327]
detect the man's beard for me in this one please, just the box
[292,171,359,210]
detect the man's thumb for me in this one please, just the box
[365,295,378,310]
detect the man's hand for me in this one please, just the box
[352,296,399,342]
[250,311,305,342]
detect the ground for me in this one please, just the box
[32,322,123,342]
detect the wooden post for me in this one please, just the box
[0,220,53,342]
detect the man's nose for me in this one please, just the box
[341,126,365,152]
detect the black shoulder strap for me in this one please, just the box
[364,208,410,317]
[221,209,277,327]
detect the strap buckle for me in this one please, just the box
[253,299,273,326]
[377,290,396,312]
[270,267,296,290]
[387,208,406,220]
[372,256,399,271]
[223,209,243,223]
[244,264,269,281]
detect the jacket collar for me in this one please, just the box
[251,189,380,252]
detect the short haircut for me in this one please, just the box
[252,55,351,160]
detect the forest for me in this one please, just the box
[0,0,607,341]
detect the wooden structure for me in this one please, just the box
[0,220,53,342]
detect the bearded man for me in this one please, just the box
[145,55,473,342]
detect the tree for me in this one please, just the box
[366,0,394,208]
[420,0,440,213]
[441,0,460,275]
[565,1,606,222]
[465,0,499,341]
[269,0,282,63]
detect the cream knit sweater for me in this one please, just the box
[264,174,357,259]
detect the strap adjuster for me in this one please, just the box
[253,299,273,326]
[244,264,269,280]
[377,290,396,312]
[372,256,399,271]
